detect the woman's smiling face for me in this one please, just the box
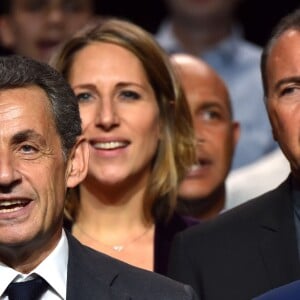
[68,42,161,188]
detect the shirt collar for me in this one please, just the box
[156,18,243,64]
[0,230,68,299]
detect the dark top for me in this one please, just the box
[64,212,198,276]
[154,213,199,275]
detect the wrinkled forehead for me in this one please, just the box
[266,30,300,79]
[0,86,55,133]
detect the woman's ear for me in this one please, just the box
[66,136,89,188]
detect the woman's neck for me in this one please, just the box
[75,179,152,237]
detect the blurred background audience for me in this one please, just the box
[0,0,98,63]
[156,0,276,170]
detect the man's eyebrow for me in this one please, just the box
[11,129,46,146]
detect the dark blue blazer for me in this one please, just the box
[65,231,199,299]
[168,176,300,300]
[254,280,300,299]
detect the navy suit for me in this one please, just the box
[65,232,198,300]
[254,280,300,299]
[168,176,300,300]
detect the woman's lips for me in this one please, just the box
[91,140,129,150]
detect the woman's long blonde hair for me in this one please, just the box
[51,18,196,223]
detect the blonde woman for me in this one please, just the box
[51,18,197,275]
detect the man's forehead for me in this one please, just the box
[0,86,50,118]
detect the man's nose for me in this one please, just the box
[44,5,65,25]
[0,155,22,189]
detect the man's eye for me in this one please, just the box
[76,92,92,103]
[62,2,86,13]
[23,0,45,12]
[120,90,140,100]
[20,144,37,153]
[280,86,297,96]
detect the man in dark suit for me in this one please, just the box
[0,55,198,300]
[168,7,300,300]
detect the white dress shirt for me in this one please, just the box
[0,230,68,300]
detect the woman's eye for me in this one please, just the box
[202,110,220,121]
[76,92,92,102]
[120,90,140,100]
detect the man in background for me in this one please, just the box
[157,0,276,170]
[0,0,96,63]
[171,54,239,220]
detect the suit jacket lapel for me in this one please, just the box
[259,176,300,288]
[65,232,132,300]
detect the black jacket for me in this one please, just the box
[168,176,300,300]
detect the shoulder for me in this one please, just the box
[176,178,292,244]
[226,151,290,209]
[234,33,262,62]
[67,233,197,300]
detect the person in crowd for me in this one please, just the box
[0,54,198,300]
[156,0,277,170]
[51,18,198,275]
[170,53,239,220]
[168,7,300,300]
[226,148,290,210]
[0,0,97,63]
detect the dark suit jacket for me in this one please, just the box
[65,232,199,300]
[254,280,300,300]
[168,176,300,300]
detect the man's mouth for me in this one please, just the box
[0,199,30,213]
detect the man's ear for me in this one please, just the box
[0,17,16,48]
[66,136,89,188]
[232,120,240,148]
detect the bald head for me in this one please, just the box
[172,53,239,220]
[171,53,232,117]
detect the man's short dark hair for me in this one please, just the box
[0,55,81,157]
